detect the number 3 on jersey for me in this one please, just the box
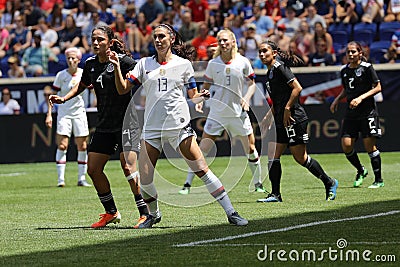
[158,77,167,91]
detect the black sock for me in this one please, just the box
[345,150,364,173]
[269,159,282,195]
[369,150,382,183]
[98,191,117,214]
[302,156,334,186]
[134,194,149,216]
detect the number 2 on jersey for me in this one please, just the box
[348,77,354,89]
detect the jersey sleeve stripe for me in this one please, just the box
[127,73,141,85]
[185,76,197,90]
[287,77,296,84]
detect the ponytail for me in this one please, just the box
[263,40,304,67]
[347,41,368,62]
[92,25,132,57]
[155,24,196,62]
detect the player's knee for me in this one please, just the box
[87,164,102,178]
[77,142,87,151]
[341,144,353,153]
[295,157,306,165]
[58,144,67,150]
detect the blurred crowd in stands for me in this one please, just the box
[0,0,399,77]
[0,0,399,114]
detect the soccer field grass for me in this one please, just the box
[0,152,399,266]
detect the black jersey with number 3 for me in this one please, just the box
[266,59,308,127]
[81,54,136,132]
[340,61,380,119]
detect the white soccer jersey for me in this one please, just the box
[204,54,255,118]
[128,55,194,132]
[53,68,86,118]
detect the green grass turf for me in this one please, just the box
[0,152,399,266]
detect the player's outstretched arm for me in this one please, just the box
[49,82,85,105]
[189,81,210,105]
[45,95,53,129]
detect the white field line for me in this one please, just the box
[0,172,26,177]
[180,241,400,247]
[174,210,400,247]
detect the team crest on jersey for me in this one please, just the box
[265,81,271,93]
[355,68,362,77]
[106,63,114,72]
[159,68,166,76]
[226,68,230,74]
[269,70,273,79]
[71,79,78,86]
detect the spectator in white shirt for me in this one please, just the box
[0,88,20,115]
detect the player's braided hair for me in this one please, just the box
[155,23,196,62]
[92,25,132,57]
[347,41,368,62]
[264,39,304,67]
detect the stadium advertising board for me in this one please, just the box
[0,103,397,163]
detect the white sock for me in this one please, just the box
[199,170,235,216]
[126,171,139,181]
[247,150,261,185]
[140,183,160,217]
[185,146,210,186]
[56,149,67,183]
[184,168,196,186]
[77,151,87,182]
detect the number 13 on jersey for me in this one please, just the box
[158,78,167,91]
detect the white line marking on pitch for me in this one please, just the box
[184,241,400,247]
[174,210,400,247]
[0,172,26,177]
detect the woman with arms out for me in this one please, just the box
[112,23,248,228]
[49,25,149,228]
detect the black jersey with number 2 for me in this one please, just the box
[81,54,136,132]
[265,59,308,127]
[340,61,380,119]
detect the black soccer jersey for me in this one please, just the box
[340,61,380,119]
[81,54,136,132]
[265,59,308,127]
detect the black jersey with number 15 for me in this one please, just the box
[340,61,380,119]
[265,59,308,128]
[81,54,136,132]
